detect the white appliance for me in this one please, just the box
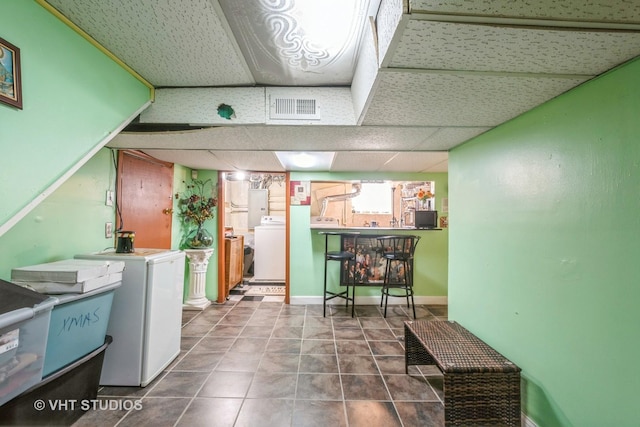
[253,215,286,281]
[248,189,269,228]
[75,249,185,386]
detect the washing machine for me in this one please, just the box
[253,216,286,282]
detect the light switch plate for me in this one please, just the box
[105,222,113,238]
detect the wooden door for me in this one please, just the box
[116,150,174,249]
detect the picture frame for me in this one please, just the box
[0,37,22,109]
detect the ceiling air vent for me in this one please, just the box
[269,97,320,120]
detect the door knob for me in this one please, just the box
[162,208,174,215]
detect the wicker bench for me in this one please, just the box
[404,320,521,426]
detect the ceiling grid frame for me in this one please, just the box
[43,0,640,171]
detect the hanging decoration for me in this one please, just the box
[217,103,236,120]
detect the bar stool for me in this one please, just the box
[319,231,359,317]
[376,235,421,318]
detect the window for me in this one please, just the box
[351,182,392,214]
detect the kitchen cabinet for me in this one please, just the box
[225,235,244,297]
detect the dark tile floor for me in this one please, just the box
[73,300,448,427]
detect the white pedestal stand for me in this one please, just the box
[183,248,214,311]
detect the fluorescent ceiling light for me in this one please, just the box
[275,151,336,171]
[224,171,247,181]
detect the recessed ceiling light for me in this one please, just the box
[292,153,315,168]
[224,171,247,181]
[275,151,335,171]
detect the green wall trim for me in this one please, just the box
[449,57,640,427]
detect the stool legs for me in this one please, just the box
[381,259,416,319]
[405,260,416,319]
[323,253,328,317]
[321,233,357,318]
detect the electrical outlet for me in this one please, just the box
[105,190,114,206]
[105,222,113,239]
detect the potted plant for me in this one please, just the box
[416,188,434,210]
[175,179,217,249]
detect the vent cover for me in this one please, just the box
[269,97,320,120]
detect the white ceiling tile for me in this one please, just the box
[141,88,266,124]
[48,0,254,86]
[52,0,640,173]
[417,127,492,150]
[362,70,588,126]
[331,152,398,171]
[110,127,253,150]
[209,151,286,172]
[379,151,449,172]
[376,0,405,63]
[240,126,440,151]
[141,150,225,170]
[390,20,640,75]
[410,0,640,23]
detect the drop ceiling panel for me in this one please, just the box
[331,152,400,171]
[142,149,286,171]
[209,151,285,172]
[379,151,448,172]
[48,0,254,86]
[110,128,256,150]
[143,148,449,172]
[112,124,487,155]
[362,70,588,126]
[416,127,492,150]
[352,13,382,121]
[330,151,448,172]
[376,0,405,64]
[409,0,640,23]
[141,150,227,170]
[389,20,640,75]
[49,1,640,173]
[140,88,266,124]
[238,126,445,151]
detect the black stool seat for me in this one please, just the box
[326,251,355,261]
[319,231,360,317]
[381,252,407,261]
[377,234,421,319]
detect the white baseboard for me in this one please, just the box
[522,413,538,427]
[289,295,448,305]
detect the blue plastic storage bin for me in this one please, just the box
[42,281,120,377]
[0,280,55,407]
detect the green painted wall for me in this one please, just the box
[0,148,118,280]
[289,171,448,299]
[0,1,150,229]
[172,165,191,251]
[188,169,220,301]
[448,58,640,427]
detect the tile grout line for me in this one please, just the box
[172,301,233,427]
[175,299,257,427]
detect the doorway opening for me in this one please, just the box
[218,171,289,301]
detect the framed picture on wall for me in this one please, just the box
[0,37,22,110]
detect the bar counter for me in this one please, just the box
[310,226,442,231]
